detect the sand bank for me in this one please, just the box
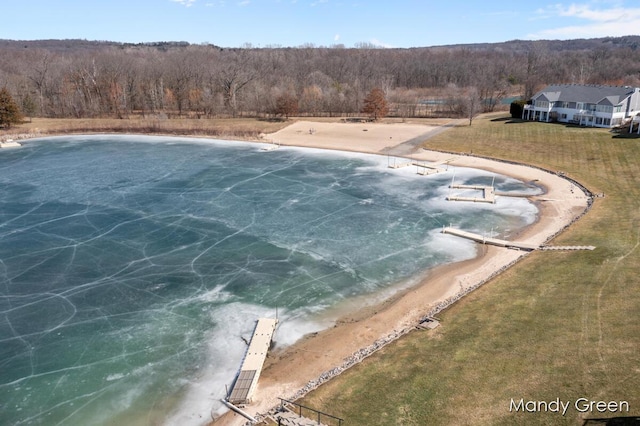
[212,120,590,425]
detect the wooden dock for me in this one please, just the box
[443,227,596,252]
[387,158,454,176]
[227,318,278,405]
[442,227,539,251]
[447,184,496,203]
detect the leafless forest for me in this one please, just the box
[1,36,639,119]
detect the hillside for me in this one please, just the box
[0,36,639,120]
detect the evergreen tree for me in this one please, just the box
[510,100,526,119]
[0,88,23,128]
[362,88,389,121]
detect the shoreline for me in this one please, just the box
[2,121,591,425]
[210,121,591,425]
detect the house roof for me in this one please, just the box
[532,84,635,105]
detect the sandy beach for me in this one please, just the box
[211,120,591,425]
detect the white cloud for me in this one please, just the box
[370,38,395,48]
[528,2,640,39]
[334,34,340,41]
[238,0,250,5]
[171,0,197,6]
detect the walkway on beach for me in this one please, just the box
[384,119,466,156]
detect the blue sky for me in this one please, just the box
[2,0,639,47]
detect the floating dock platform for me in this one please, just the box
[447,184,496,203]
[227,318,278,405]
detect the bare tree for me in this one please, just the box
[2,37,640,120]
[217,49,260,117]
[465,87,482,125]
[524,42,547,99]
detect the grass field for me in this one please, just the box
[298,114,640,425]
[1,117,293,141]
[1,116,450,142]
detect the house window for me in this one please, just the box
[536,100,549,108]
[596,117,603,125]
[596,105,613,113]
[615,105,623,113]
[604,118,611,126]
[576,102,584,110]
[561,114,567,119]
[568,102,577,109]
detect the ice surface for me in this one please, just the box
[0,136,538,425]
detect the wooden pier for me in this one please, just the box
[442,227,538,251]
[227,318,278,405]
[387,157,454,176]
[442,227,596,252]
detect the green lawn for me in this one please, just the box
[299,113,640,425]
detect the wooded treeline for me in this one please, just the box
[1,36,639,119]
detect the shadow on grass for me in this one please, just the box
[258,117,287,123]
[612,133,640,139]
[490,117,525,124]
[490,116,518,123]
[582,416,640,425]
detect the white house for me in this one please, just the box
[523,84,640,128]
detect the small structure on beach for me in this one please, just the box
[417,317,440,330]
